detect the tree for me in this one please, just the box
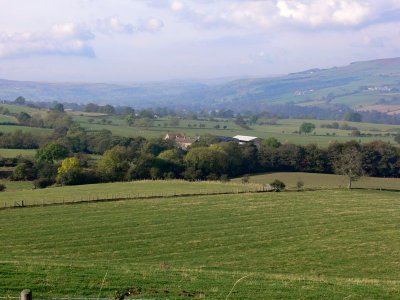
[12,161,37,180]
[395,134,400,144]
[97,146,130,181]
[333,147,363,189]
[36,143,69,163]
[53,103,64,112]
[57,157,83,185]
[270,179,286,191]
[299,122,316,135]
[344,112,362,122]
[14,96,26,105]
[263,137,281,148]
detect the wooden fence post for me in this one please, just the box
[21,289,32,300]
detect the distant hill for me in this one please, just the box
[1,57,400,111]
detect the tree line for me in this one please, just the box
[1,136,399,189]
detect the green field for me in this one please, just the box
[233,172,400,190]
[0,179,33,191]
[0,180,262,207]
[2,190,400,298]
[0,103,46,115]
[0,114,18,123]
[75,115,400,146]
[0,125,53,135]
[0,148,36,158]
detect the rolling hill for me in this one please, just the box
[1,57,400,111]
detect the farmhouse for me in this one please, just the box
[164,132,198,150]
[233,135,261,145]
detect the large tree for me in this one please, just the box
[333,147,363,189]
[299,122,315,135]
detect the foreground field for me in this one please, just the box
[0,180,262,207]
[1,190,400,299]
[233,172,400,190]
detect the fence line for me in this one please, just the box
[0,185,268,211]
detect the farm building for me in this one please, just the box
[164,132,198,150]
[233,135,261,145]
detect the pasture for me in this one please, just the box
[1,190,400,298]
[73,114,400,146]
[233,172,400,190]
[0,149,36,158]
[0,125,52,135]
[0,180,262,207]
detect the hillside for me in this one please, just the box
[1,57,400,110]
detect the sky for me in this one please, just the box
[0,0,400,82]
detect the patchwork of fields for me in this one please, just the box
[1,189,400,299]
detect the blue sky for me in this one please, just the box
[0,0,400,82]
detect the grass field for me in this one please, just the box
[232,172,400,190]
[0,125,53,135]
[75,115,400,146]
[0,114,18,123]
[2,190,400,298]
[0,149,36,158]
[0,180,262,207]
[0,179,33,191]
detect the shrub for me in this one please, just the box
[33,178,55,189]
[270,179,286,192]
[296,180,304,191]
[241,174,250,184]
[0,183,6,192]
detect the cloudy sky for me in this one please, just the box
[0,0,400,82]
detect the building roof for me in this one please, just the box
[233,135,259,142]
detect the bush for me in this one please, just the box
[33,178,55,189]
[0,183,6,192]
[270,179,286,192]
[296,180,304,191]
[242,174,250,184]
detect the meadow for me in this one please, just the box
[0,149,36,158]
[0,180,263,207]
[74,114,400,146]
[1,190,400,298]
[233,172,400,190]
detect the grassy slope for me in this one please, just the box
[0,180,262,206]
[1,190,400,298]
[232,172,400,190]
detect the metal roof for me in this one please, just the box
[233,135,258,142]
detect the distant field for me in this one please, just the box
[0,180,262,207]
[75,115,400,146]
[0,114,18,123]
[0,148,36,158]
[0,103,45,115]
[0,124,53,135]
[233,172,400,190]
[2,190,400,298]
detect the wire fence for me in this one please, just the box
[0,184,268,211]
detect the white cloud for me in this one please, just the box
[96,17,135,34]
[0,15,164,59]
[168,0,400,30]
[0,22,95,59]
[171,0,184,12]
[140,18,164,32]
[276,0,371,26]
[96,17,164,34]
